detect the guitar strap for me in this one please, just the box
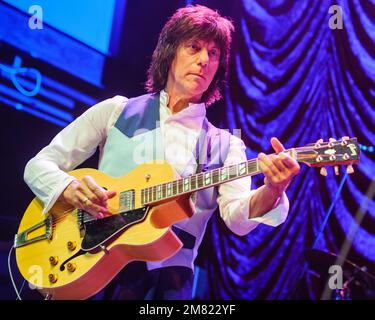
[171,119,230,249]
[194,118,211,175]
[190,118,230,203]
[171,118,210,249]
[193,119,231,179]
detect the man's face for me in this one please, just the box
[166,39,220,102]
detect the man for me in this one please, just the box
[24,5,300,299]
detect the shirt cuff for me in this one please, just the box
[232,191,289,235]
[248,192,289,226]
[42,176,77,215]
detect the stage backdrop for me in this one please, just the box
[0,0,373,300]
[201,0,375,299]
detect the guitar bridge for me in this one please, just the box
[14,215,53,248]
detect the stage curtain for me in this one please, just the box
[203,0,374,299]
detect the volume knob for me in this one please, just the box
[67,241,77,251]
[67,263,76,272]
[48,274,58,283]
[49,256,59,266]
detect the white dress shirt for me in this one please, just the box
[24,91,289,269]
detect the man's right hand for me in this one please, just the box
[59,176,117,219]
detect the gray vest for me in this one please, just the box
[99,93,231,269]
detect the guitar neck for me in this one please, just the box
[140,149,295,205]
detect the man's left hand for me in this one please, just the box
[258,137,300,196]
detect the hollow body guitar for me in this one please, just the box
[14,138,360,299]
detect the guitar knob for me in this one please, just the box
[49,256,59,266]
[67,263,76,272]
[320,167,327,177]
[48,274,58,284]
[67,241,77,251]
[334,166,340,176]
[346,165,354,174]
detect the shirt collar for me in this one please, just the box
[160,90,206,120]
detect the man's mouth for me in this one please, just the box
[189,73,205,79]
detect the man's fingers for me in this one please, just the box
[269,154,287,173]
[61,179,115,219]
[260,153,287,174]
[78,182,99,204]
[259,153,282,179]
[75,191,108,219]
[271,137,285,153]
[82,176,108,204]
[259,151,300,188]
[84,201,109,218]
[106,190,117,199]
[257,139,301,194]
[82,200,109,219]
[279,152,298,168]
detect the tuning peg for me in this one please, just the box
[346,165,354,174]
[328,138,337,148]
[320,167,328,176]
[334,166,340,175]
[315,139,324,148]
[341,136,349,146]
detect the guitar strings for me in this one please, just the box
[46,145,346,226]
[139,146,342,205]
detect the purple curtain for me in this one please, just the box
[204,0,374,299]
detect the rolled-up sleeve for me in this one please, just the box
[217,135,289,236]
[24,96,127,214]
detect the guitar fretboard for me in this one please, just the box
[139,159,260,205]
[117,138,359,207]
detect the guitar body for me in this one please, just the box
[15,137,360,299]
[15,162,194,300]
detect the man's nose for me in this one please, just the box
[197,48,209,66]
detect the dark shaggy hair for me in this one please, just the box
[145,5,234,106]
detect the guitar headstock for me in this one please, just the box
[294,137,360,175]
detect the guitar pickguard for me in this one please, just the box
[81,207,149,251]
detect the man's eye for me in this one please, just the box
[209,50,220,60]
[189,44,199,51]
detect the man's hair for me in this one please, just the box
[145,5,234,106]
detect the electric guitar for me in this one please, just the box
[14,137,360,299]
